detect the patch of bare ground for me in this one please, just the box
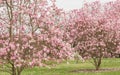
[70,68,120,73]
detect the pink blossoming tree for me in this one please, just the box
[65,1,120,70]
[0,0,73,75]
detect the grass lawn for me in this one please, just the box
[0,58,120,75]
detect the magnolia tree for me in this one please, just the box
[65,1,120,70]
[104,0,120,57]
[0,0,73,75]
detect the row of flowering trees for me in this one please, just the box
[0,0,120,75]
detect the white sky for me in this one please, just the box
[56,0,116,11]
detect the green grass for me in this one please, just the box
[1,58,120,75]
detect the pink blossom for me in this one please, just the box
[9,43,16,50]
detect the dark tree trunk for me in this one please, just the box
[92,57,102,70]
[118,54,120,58]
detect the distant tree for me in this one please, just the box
[65,1,120,70]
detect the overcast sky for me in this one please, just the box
[56,0,115,11]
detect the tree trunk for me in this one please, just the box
[118,54,120,58]
[92,57,102,70]
[95,65,100,70]
[95,58,101,70]
[11,64,16,75]
[11,70,22,75]
[17,71,21,75]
